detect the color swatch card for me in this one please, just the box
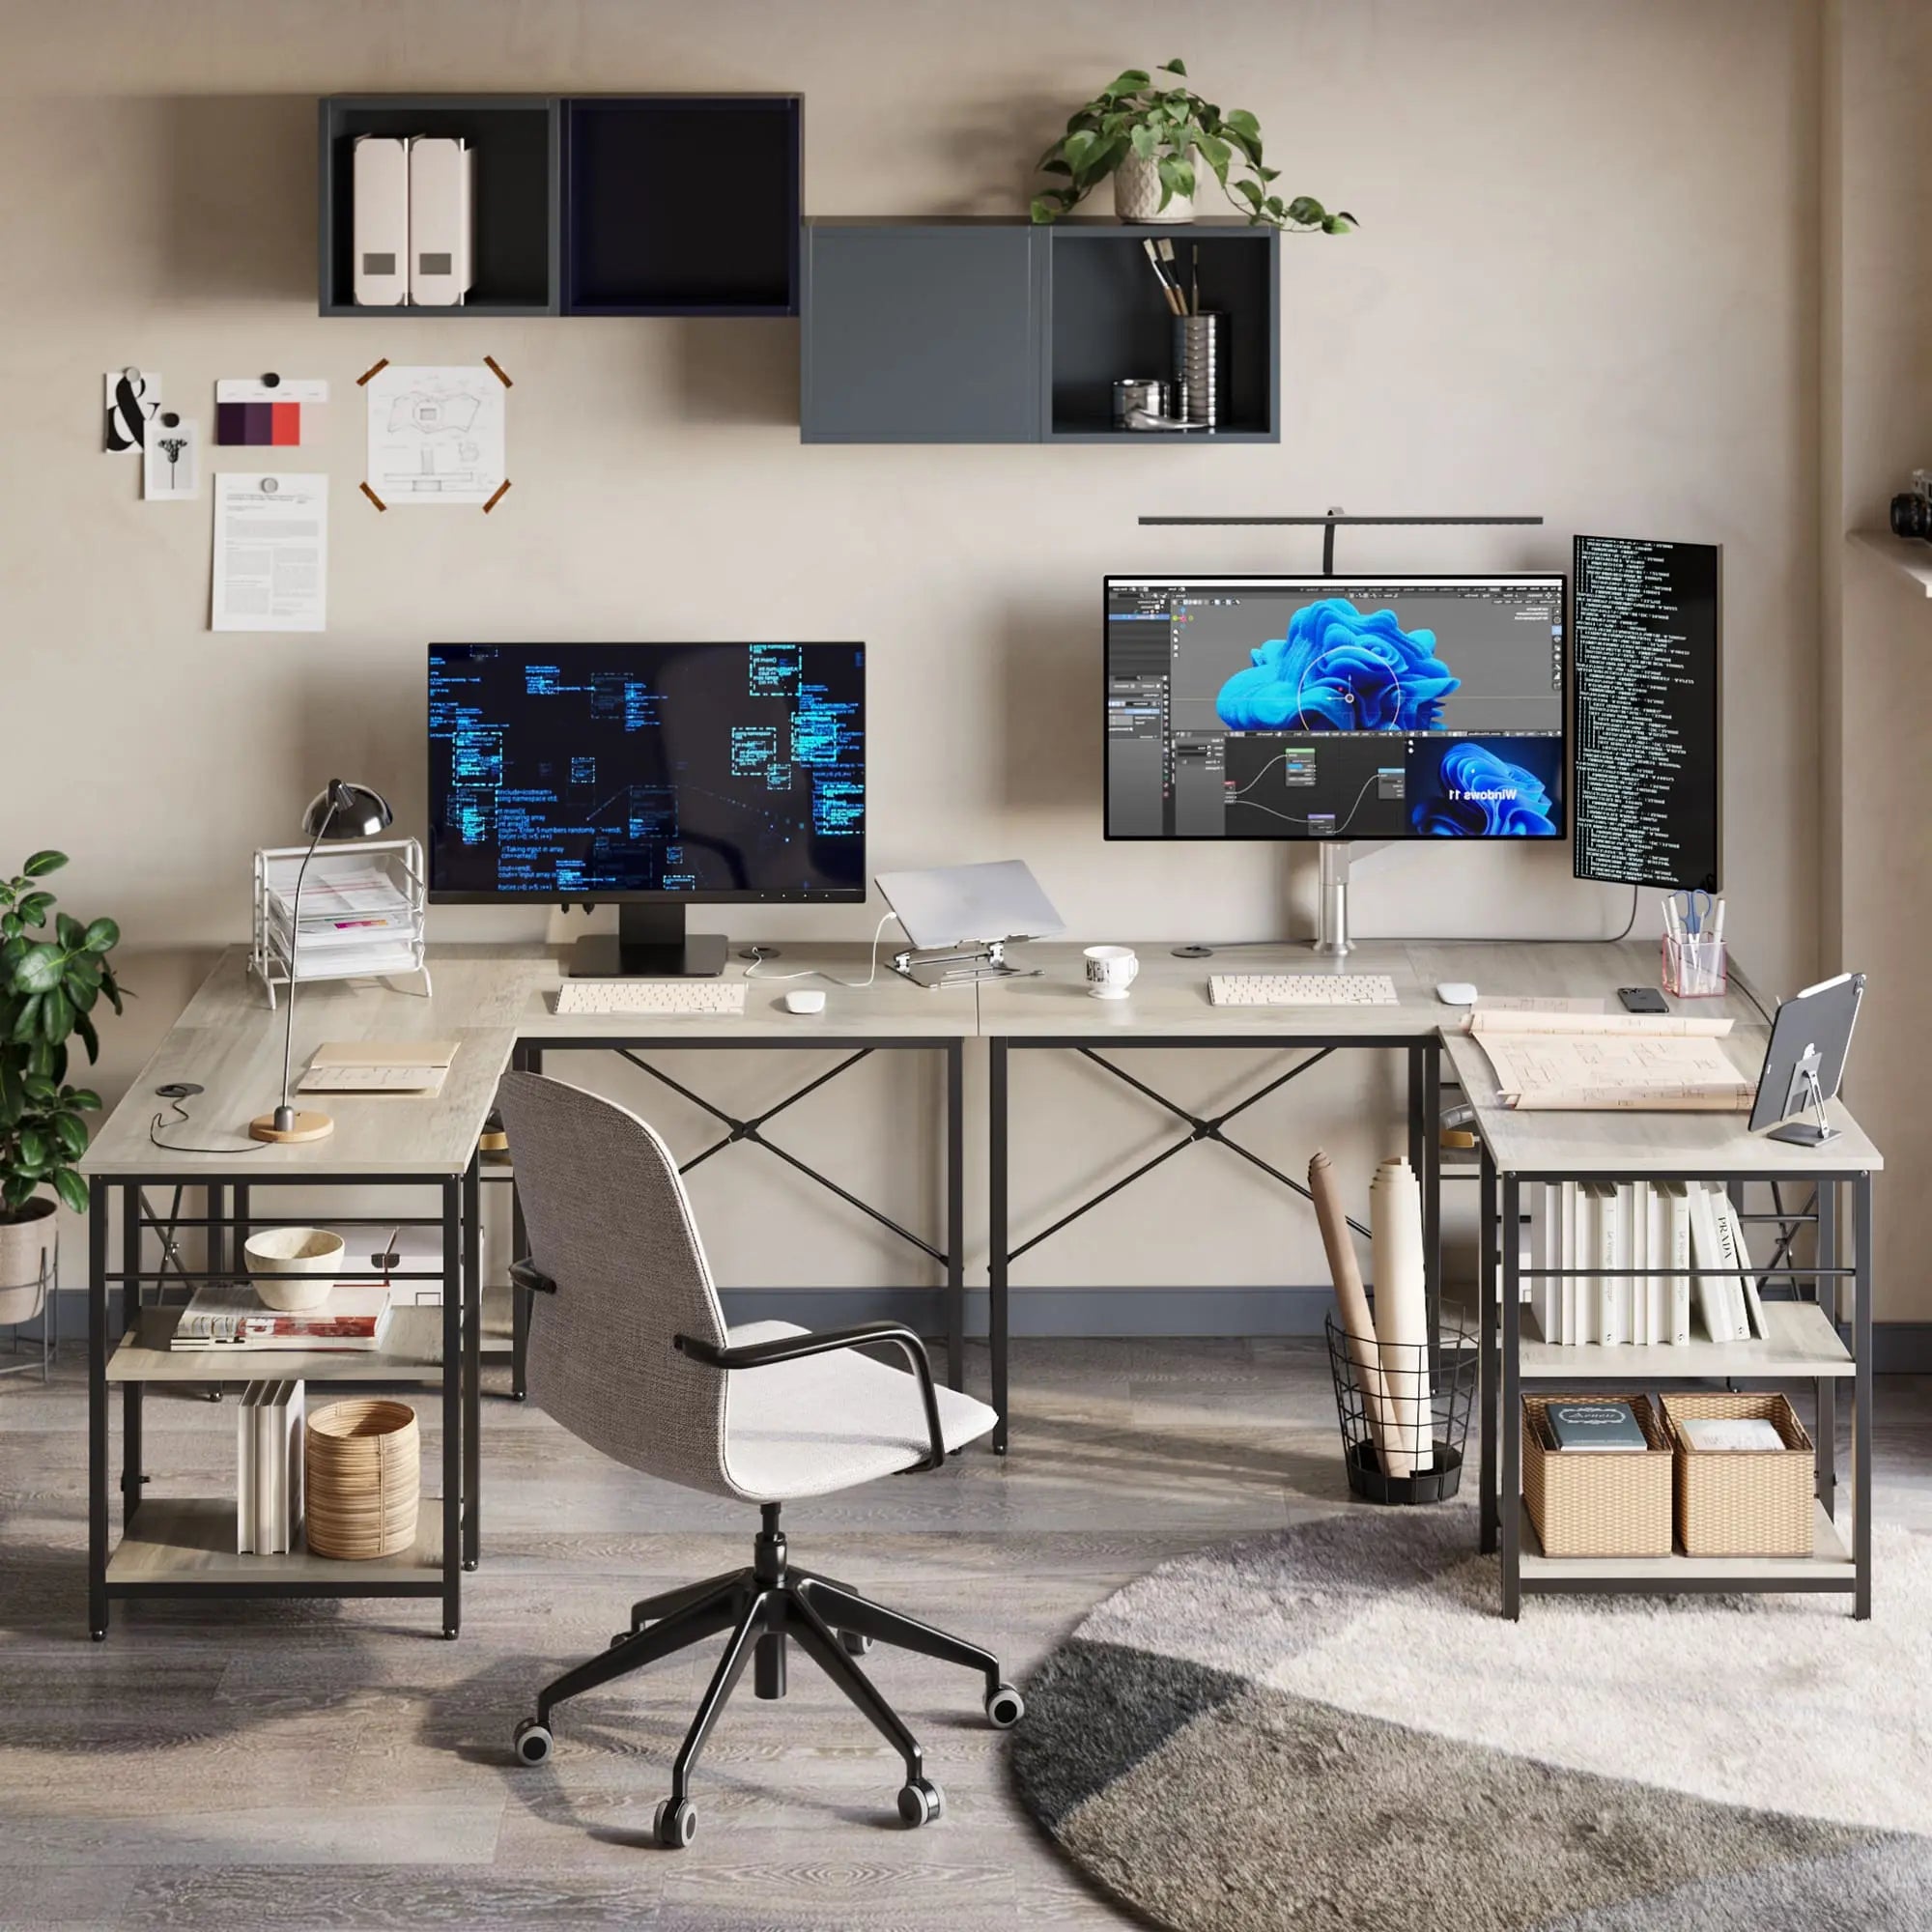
[215,378,328,447]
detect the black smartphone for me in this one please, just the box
[1617,986,1669,1014]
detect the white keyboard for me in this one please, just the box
[1208,973,1400,1008]
[554,980,749,1017]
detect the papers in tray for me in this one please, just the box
[1468,1008,1752,1112]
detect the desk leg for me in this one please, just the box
[120,1182,142,1521]
[1423,1040,1441,1328]
[1853,1173,1873,1621]
[989,1038,1009,1455]
[1479,1149,1498,1557]
[88,1179,109,1641]
[946,1039,965,1394]
[1499,1172,1521,1620]
[206,1181,225,1281]
[441,1178,463,1639]
[510,1045,539,1402]
[1816,1179,1837,1517]
[463,1157,481,1573]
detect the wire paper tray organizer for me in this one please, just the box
[250,838,432,1009]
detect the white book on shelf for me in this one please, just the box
[1599,1183,1628,1348]
[1573,1184,1600,1345]
[1661,1181,1692,1343]
[1641,1181,1669,1344]
[1686,1184,1745,1341]
[236,1382,263,1554]
[285,1380,306,1549]
[255,1382,279,1558]
[1628,1180,1648,1345]
[1558,1181,1577,1345]
[1528,1183,1558,1343]
[1714,1192,1768,1339]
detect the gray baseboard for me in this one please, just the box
[26,1285,1932,1366]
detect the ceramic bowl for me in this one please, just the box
[244,1226,346,1312]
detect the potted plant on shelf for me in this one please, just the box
[1032,59,1354,233]
[0,852,123,1321]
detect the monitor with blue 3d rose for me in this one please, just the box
[1104,575,1566,841]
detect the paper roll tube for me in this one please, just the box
[1308,1151,1394,1468]
[1370,1156,1432,1476]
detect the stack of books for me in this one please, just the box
[1523,1179,1768,1347]
[169,1283,394,1353]
[237,1380,304,1554]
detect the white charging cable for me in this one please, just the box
[743,910,903,990]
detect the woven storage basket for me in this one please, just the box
[1522,1393,1674,1557]
[1661,1391,1814,1556]
[304,1399,419,1560]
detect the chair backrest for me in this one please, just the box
[495,1070,734,1497]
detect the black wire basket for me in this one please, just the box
[1324,1311,1477,1505]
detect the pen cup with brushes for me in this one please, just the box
[1662,933,1727,998]
[1172,313,1225,428]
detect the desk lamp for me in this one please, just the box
[249,781,394,1144]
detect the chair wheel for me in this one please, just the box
[985,1683,1025,1728]
[513,1718,554,1765]
[838,1628,873,1656]
[654,1797,696,1848]
[896,1777,944,1827]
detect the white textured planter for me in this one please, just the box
[0,1198,55,1326]
[1113,150,1196,223]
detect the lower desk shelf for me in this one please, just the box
[107,1497,443,1595]
[1518,1501,1854,1592]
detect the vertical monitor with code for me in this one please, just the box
[427,642,866,903]
[1572,537,1720,893]
[1105,576,1567,840]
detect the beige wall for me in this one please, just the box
[0,0,1845,1303]
[1823,1,1932,1320]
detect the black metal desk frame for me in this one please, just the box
[986,1033,1442,1453]
[504,1036,968,1398]
[1477,1151,1873,1621]
[87,1163,481,1642]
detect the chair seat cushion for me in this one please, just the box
[722,1321,998,1500]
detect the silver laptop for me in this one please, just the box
[875,861,1065,950]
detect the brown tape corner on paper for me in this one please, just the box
[482,479,512,514]
[484,355,513,389]
[359,481,388,512]
[355,357,390,387]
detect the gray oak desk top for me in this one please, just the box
[84,943,973,1179]
[1440,1028,1884,1175]
[978,938,1746,1039]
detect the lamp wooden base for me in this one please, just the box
[248,1110,334,1144]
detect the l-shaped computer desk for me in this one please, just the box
[78,938,1879,1634]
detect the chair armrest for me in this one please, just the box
[508,1256,556,1295]
[674,1321,947,1472]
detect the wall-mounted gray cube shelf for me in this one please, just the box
[319,94,801,318]
[800,216,1279,444]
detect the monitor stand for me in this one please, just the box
[567,904,729,980]
[1312,841,1353,957]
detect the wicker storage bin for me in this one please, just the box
[304,1399,419,1559]
[1522,1393,1674,1557]
[1661,1391,1815,1556]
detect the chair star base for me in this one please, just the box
[510,1504,1024,1845]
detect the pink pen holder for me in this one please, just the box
[1662,932,1727,998]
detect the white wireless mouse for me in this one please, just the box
[1435,981,1478,1008]
[783,990,827,1015]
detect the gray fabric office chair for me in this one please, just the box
[496,1071,1021,1846]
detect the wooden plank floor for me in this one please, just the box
[0,1342,1926,1930]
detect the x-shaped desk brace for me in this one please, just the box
[507,1037,967,1398]
[987,1033,1442,1452]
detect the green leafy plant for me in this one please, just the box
[1031,59,1354,234]
[0,852,123,1219]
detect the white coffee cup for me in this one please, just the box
[1084,945,1140,1000]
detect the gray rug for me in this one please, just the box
[1009,1510,1932,1931]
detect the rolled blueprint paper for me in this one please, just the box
[1309,1151,1394,1470]
[1370,1156,1431,1476]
